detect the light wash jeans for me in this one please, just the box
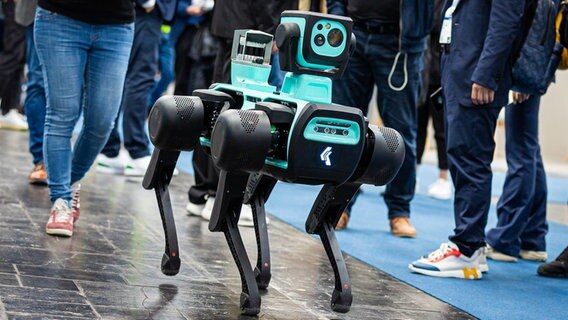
[34,7,133,202]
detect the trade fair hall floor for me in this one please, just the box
[0,130,565,319]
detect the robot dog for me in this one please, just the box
[143,11,405,316]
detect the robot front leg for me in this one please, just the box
[142,149,182,276]
[244,173,278,290]
[305,183,360,313]
[208,170,261,316]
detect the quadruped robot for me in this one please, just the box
[142,11,405,316]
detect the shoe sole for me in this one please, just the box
[96,164,124,175]
[487,254,518,262]
[520,252,548,262]
[479,264,489,273]
[538,270,568,278]
[124,169,145,177]
[0,124,28,131]
[186,203,205,216]
[28,179,48,186]
[46,228,73,237]
[409,264,482,279]
[392,232,416,238]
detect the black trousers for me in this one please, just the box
[416,88,448,170]
[187,38,231,204]
[0,0,26,114]
[102,8,161,159]
[174,25,215,96]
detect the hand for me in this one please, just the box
[186,5,204,16]
[144,5,155,13]
[512,91,530,104]
[272,42,278,54]
[471,83,495,105]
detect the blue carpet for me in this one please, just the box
[265,183,568,320]
[176,154,568,319]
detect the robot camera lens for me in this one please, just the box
[327,28,343,47]
[317,24,323,30]
[314,34,325,46]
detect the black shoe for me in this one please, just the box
[537,246,568,278]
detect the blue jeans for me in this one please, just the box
[34,7,133,202]
[148,31,175,110]
[332,27,423,219]
[486,96,548,256]
[102,8,161,159]
[24,24,46,165]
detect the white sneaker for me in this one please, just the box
[427,178,452,200]
[96,154,126,174]
[186,201,205,217]
[200,196,215,221]
[409,242,483,279]
[199,197,271,227]
[0,109,28,131]
[237,204,271,227]
[124,155,152,176]
[520,250,548,262]
[479,247,489,273]
[486,245,518,262]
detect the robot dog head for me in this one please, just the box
[276,11,355,78]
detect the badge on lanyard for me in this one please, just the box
[440,0,460,44]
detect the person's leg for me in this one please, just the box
[24,24,47,166]
[213,38,232,84]
[430,101,448,172]
[370,35,422,222]
[486,96,543,257]
[331,27,374,219]
[70,23,134,185]
[188,39,231,208]
[149,31,175,108]
[121,9,162,160]
[173,26,194,96]
[416,100,429,165]
[0,1,26,115]
[34,8,89,203]
[446,103,501,257]
[519,150,548,255]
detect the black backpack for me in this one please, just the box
[511,0,559,95]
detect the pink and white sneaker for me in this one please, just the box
[46,198,74,237]
[71,184,80,222]
[409,242,484,279]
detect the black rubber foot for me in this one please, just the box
[161,252,180,276]
[330,289,352,313]
[254,267,271,290]
[240,292,261,316]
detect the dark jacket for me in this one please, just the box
[441,0,526,107]
[211,0,296,39]
[135,0,178,22]
[327,0,434,52]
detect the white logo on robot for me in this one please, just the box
[320,147,333,166]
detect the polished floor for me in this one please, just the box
[0,130,473,319]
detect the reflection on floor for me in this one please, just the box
[0,131,473,319]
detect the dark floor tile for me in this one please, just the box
[19,275,79,292]
[17,265,126,284]
[0,286,86,304]
[1,298,95,318]
[0,273,19,287]
[0,263,15,274]
[7,314,87,320]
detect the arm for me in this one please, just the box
[327,0,347,16]
[471,0,526,91]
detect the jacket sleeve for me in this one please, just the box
[326,0,346,16]
[471,0,526,90]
